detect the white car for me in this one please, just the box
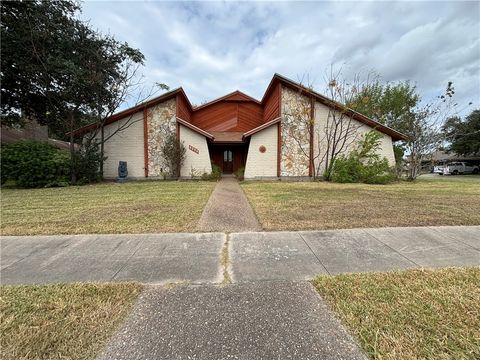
[442,162,479,175]
[433,165,445,174]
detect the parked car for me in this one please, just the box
[433,164,446,174]
[442,162,479,175]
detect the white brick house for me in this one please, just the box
[75,74,406,179]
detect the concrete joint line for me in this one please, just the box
[429,227,480,251]
[362,229,421,268]
[220,234,232,285]
[110,238,147,281]
[298,232,331,276]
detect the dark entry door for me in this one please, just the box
[223,150,233,173]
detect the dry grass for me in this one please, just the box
[1,180,216,235]
[0,282,143,360]
[313,267,480,360]
[242,176,480,231]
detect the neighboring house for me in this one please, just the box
[413,151,480,172]
[74,73,406,179]
[1,118,72,151]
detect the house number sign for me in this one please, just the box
[189,145,199,154]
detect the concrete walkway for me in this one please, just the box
[98,282,366,360]
[196,176,261,232]
[1,226,479,285]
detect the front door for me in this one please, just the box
[223,150,233,173]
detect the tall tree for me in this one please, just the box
[443,110,480,156]
[351,79,456,180]
[1,0,151,183]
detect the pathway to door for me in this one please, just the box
[196,176,261,232]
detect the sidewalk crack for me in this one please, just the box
[219,233,232,285]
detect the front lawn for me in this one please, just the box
[313,267,480,359]
[0,282,143,360]
[1,181,216,235]
[242,176,480,230]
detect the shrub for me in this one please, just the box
[160,134,186,179]
[330,130,395,185]
[1,141,70,188]
[211,163,222,180]
[71,141,104,184]
[200,163,222,181]
[234,166,245,181]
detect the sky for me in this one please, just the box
[80,1,480,115]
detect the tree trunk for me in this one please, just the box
[100,125,104,179]
[69,111,77,184]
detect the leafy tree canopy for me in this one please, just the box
[349,79,420,129]
[1,0,145,138]
[443,109,480,156]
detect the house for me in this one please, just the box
[2,118,72,151]
[74,74,406,179]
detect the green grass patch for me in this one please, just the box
[1,180,216,235]
[0,282,143,360]
[242,176,480,230]
[313,267,480,359]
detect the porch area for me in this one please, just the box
[208,134,249,174]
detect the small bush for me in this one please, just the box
[211,162,222,180]
[234,166,245,181]
[160,134,186,179]
[200,163,222,181]
[330,131,395,185]
[1,141,70,188]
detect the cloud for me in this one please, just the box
[80,1,480,113]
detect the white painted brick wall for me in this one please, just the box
[179,124,212,177]
[244,125,278,178]
[313,102,396,174]
[97,111,145,179]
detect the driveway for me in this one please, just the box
[1,226,479,285]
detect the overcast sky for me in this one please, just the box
[81,1,480,115]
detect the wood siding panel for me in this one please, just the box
[263,82,280,122]
[176,94,191,121]
[192,101,263,132]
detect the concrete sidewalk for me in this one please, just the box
[1,226,479,285]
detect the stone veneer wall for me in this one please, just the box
[280,86,311,176]
[147,98,177,177]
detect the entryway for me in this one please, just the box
[208,143,248,174]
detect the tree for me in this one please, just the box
[443,110,480,156]
[349,79,420,128]
[1,0,80,126]
[1,0,153,183]
[351,79,457,180]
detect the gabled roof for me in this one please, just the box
[72,73,407,141]
[265,73,407,141]
[72,87,192,135]
[176,117,214,140]
[193,90,261,111]
[243,117,281,139]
